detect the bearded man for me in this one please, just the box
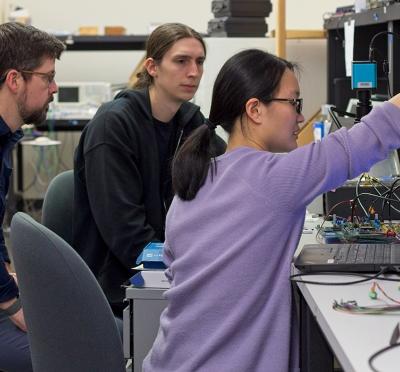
[0,22,64,372]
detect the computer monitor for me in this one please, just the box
[48,82,112,120]
[53,82,112,106]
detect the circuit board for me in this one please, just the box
[322,220,400,244]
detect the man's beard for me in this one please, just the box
[18,94,50,125]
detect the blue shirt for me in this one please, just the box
[0,116,23,303]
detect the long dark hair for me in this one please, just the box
[134,23,206,89]
[172,49,295,201]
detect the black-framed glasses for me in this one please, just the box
[267,98,303,114]
[20,70,56,86]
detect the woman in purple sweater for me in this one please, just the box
[143,49,400,372]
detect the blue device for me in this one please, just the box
[136,242,166,269]
[351,61,377,89]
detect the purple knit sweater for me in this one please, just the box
[143,102,400,372]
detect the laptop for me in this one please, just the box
[294,243,400,273]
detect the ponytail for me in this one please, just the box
[172,121,217,200]
[132,69,152,89]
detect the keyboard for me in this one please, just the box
[294,243,400,273]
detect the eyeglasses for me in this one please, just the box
[20,70,56,86]
[267,98,303,114]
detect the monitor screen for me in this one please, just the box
[57,87,79,103]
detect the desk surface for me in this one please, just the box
[296,218,400,372]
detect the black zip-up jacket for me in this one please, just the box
[73,88,225,305]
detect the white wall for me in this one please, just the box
[196,38,326,122]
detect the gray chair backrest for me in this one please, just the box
[41,170,74,246]
[10,212,125,372]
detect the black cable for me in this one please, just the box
[368,31,400,99]
[369,184,400,221]
[368,31,400,61]
[379,178,398,219]
[368,341,400,372]
[369,47,385,63]
[359,179,400,219]
[368,46,391,98]
[328,106,343,130]
[355,174,370,217]
[330,106,356,118]
[372,275,400,283]
[290,269,388,286]
[383,59,393,98]
[356,176,400,219]
[350,198,358,223]
[386,178,400,222]
[351,192,400,220]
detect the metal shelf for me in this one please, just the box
[324,3,400,30]
[56,35,148,51]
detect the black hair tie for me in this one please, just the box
[204,119,217,131]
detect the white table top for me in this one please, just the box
[296,218,400,372]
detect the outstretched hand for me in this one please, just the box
[389,93,400,108]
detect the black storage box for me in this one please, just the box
[208,17,268,37]
[212,0,272,17]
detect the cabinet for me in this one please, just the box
[123,287,167,372]
[324,3,400,110]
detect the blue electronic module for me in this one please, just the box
[321,219,400,244]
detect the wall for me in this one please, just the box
[196,37,326,123]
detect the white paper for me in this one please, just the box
[355,0,367,13]
[344,19,355,77]
[21,138,61,146]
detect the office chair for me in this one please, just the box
[41,169,74,246]
[10,212,126,372]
